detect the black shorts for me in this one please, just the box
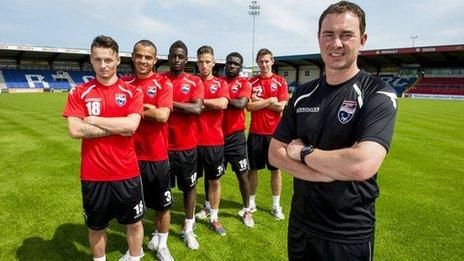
[288,224,374,261]
[139,160,173,212]
[81,176,146,230]
[224,131,249,175]
[197,145,225,181]
[247,133,278,171]
[169,148,198,191]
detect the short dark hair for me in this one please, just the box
[133,39,157,55]
[226,52,244,66]
[318,1,366,35]
[91,35,119,54]
[197,45,214,56]
[169,40,188,56]
[256,48,273,60]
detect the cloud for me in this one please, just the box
[416,0,464,18]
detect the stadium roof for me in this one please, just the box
[274,44,464,70]
[0,43,225,65]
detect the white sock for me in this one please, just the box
[272,195,281,208]
[128,255,141,261]
[244,206,251,213]
[158,232,168,248]
[93,256,106,261]
[250,195,256,207]
[185,218,195,232]
[205,201,211,210]
[210,209,219,222]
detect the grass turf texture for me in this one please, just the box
[0,93,462,260]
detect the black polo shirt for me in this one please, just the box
[273,71,397,243]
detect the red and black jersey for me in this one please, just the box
[161,72,204,151]
[63,78,143,181]
[124,73,173,161]
[249,73,288,135]
[222,76,252,137]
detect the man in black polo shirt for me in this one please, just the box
[269,1,397,260]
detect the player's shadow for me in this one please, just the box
[16,223,128,260]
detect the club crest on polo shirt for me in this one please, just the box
[147,87,156,98]
[181,84,190,94]
[338,100,357,124]
[210,83,218,94]
[270,82,278,92]
[115,93,127,107]
[231,83,239,94]
[252,86,263,96]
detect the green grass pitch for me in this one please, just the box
[0,93,462,260]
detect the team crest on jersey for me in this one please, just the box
[231,83,239,93]
[181,84,190,94]
[147,87,157,98]
[252,86,263,96]
[210,84,218,94]
[270,83,278,92]
[115,93,127,107]
[338,100,357,124]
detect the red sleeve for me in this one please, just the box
[277,77,289,101]
[158,78,173,110]
[62,86,86,118]
[193,77,204,100]
[219,79,230,99]
[127,87,144,116]
[240,79,252,98]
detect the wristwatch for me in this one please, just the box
[300,144,315,164]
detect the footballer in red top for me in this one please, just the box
[195,46,229,235]
[63,35,145,260]
[63,77,143,181]
[246,48,288,222]
[164,41,203,250]
[125,40,175,258]
[221,52,255,228]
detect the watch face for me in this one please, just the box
[301,145,314,163]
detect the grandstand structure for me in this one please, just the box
[0,44,225,93]
[274,44,464,100]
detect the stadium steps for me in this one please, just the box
[0,70,7,89]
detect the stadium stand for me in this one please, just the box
[0,43,225,93]
[274,44,464,100]
[414,77,464,88]
[0,70,7,89]
[405,77,464,95]
[406,77,464,95]
[1,69,94,91]
[379,74,417,95]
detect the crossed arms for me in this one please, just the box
[173,99,203,115]
[269,138,387,182]
[66,114,141,139]
[246,94,286,112]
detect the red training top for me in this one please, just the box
[124,73,173,161]
[162,72,204,151]
[62,78,143,181]
[222,76,252,137]
[197,77,229,146]
[249,73,288,135]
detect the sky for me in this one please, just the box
[0,0,463,66]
